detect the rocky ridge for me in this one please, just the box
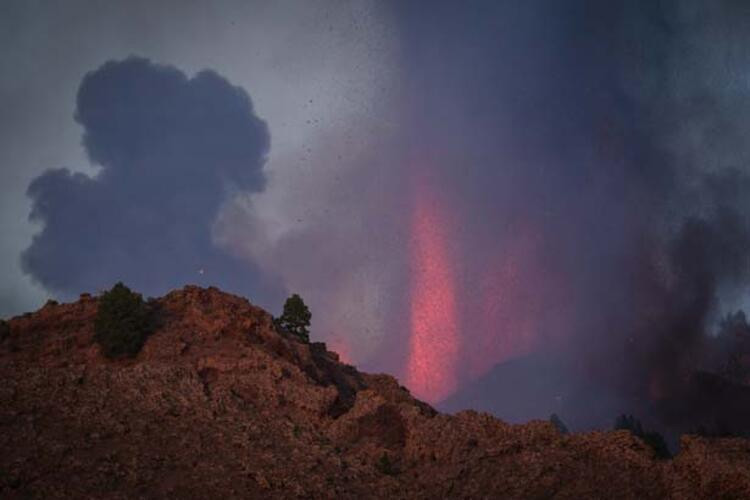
[2,286,750,498]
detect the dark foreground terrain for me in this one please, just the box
[2,286,750,498]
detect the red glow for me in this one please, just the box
[329,335,352,365]
[406,172,458,403]
[464,222,572,382]
[470,232,541,380]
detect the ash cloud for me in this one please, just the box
[18,1,750,433]
[211,0,750,421]
[387,0,750,429]
[22,57,281,305]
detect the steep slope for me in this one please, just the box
[1,286,750,498]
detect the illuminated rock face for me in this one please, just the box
[407,175,458,403]
[3,285,750,498]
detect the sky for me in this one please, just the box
[0,0,397,315]
[4,0,750,431]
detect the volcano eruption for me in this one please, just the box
[5,0,750,464]
[406,169,459,402]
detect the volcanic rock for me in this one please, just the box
[2,286,750,498]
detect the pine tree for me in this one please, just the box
[275,294,311,342]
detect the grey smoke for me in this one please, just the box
[14,1,750,432]
[22,57,282,305]
[388,0,750,427]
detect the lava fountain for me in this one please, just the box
[406,169,459,403]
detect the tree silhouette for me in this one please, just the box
[275,294,311,342]
[94,282,154,358]
[614,414,671,459]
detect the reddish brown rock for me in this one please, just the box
[1,286,749,498]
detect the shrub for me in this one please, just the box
[614,414,643,435]
[274,294,311,342]
[94,282,153,358]
[614,414,671,459]
[375,452,398,475]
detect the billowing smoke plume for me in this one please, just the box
[386,0,750,429]
[20,2,750,432]
[212,0,750,426]
[23,57,282,305]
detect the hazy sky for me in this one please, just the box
[5,1,750,429]
[0,0,396,317]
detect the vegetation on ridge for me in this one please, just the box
[94,282,154,358]
[614,414,671,459]
[376,452,399,476]
[275,293,312,342]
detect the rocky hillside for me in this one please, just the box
[2,286,750,499]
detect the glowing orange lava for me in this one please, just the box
[406,174,458,403]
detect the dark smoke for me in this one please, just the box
[18,2,750,433]
[388,0,750,430]
[22,57,282,305]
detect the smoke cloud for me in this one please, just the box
[19,1,750,433]
[23,57,282,305]
[213,0,750,426]
[388,0,750,429]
